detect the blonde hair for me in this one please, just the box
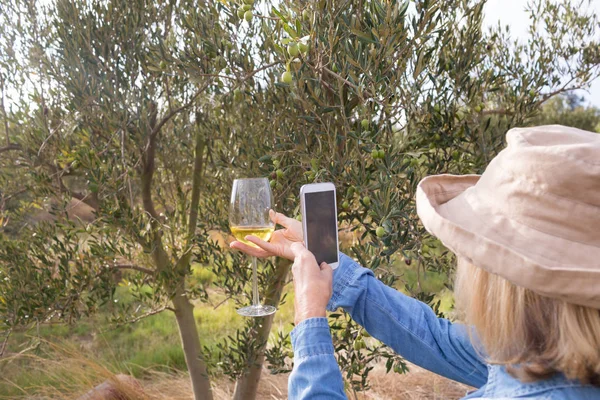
[454,257,600,385]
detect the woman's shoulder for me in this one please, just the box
[465,365,600,399]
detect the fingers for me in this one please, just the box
[244,235,278,254]
[230,241,271,258]
[270,209,296,229]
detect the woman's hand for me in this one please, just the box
[290,242,333,324]
[230,210,302,261]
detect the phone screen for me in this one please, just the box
[305,190,338,265]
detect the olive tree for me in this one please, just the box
[1,0,599,399]
[0,1,288,399]
[215,0,599,394]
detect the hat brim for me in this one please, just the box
[416,175,600,309]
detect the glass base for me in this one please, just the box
[237,304,277,317]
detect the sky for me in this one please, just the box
[483,0,600,107]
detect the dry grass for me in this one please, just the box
[0,341,149,399]
[1,339,471,400]
[143,363,471,400]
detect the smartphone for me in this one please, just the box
[300,182,340,269]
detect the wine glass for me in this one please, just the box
[229,178,277,317]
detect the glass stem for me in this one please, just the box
[252,256,260,307]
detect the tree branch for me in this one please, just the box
[0,328,11,358]
[150,82,211,139]
[0,143,20,154]
[244,61,282,80]
[2,188,27,202]
[140,101,171,274]
[142,101,160,219]
[481,108,514,116]
[69,189,99,210]
[174,115,206,273]
[114,306,173,327]
[110,264,154,275]
[186,126,206,240]
[1,74,10,147]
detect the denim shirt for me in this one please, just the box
[289,253,600,399]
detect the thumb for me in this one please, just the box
[320,262,333,282]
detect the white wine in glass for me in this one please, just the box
[230,226,274,248]
[229,178,277,317]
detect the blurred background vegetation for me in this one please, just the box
[0,0,598,399]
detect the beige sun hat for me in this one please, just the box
[416,125,600,309]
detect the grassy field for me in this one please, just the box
[0,256,456,399]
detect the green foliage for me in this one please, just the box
[1,0,599,398]
[529,93,600,132]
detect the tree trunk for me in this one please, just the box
[173,288,213,400]
[233,258,292,400]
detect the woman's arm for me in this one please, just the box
[230,212,487,390]
[329,253,488,388]
[288,318,347,399]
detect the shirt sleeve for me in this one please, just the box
[288,317,347,399]
[327,253,488,388]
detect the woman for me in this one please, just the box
[231,125,600,399]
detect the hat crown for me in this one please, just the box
[415,124,600,309]
[475,125,600,247]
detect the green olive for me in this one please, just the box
[159,61,167,69]
[371,149,379,159]
[361,119,369,129]
[237,8,245,18]
[270,179,276,188]
[288,43,299,57]
[376,226,386,237]
[233,88,243,101]
[342,200,349,209]
[353,340,366,351]
[276,169,284,179]
[244,10,253,22]
[298,42,309,53]
[362,196,371,206]
[377,149,385,159]
[242,4,251,11]
[281,71,293,84]
[347,186,355,198]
